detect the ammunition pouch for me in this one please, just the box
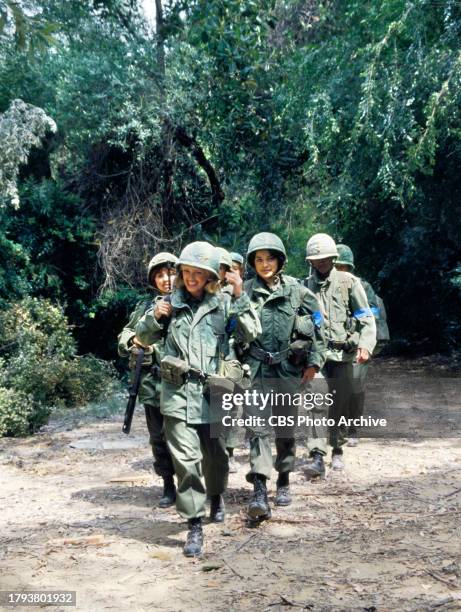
[206,359,251,395]
[293,315,315,340]
[129,345,153,369]
[288,339,312,366]
[160,355,192,386]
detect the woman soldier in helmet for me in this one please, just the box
[135,242,260,557]
[241,233,326,522]
[118,252,178,508]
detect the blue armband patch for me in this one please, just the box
[226,317,237,333]
[371,307,380,318]
[312,310,323,328]
[353,307,373,319]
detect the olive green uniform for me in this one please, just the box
[242,274,326,481]
[348,277,379,434]
[305,268,376,449]
[118,294,175,479]
[135,288,260,519]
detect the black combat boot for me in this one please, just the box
[158,476,176,508]
[248,475,271,521]
[275,472,292,506]
[183,518,203,557]
[209,494,225,523]
[304,452,326,479]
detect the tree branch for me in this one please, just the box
[172,124,225,205]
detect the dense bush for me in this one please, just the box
[0,0,460,358]
[0,298,119,436]
[0,387,33,437]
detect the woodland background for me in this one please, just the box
[1,0,461,434]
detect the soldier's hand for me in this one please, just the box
[225,270,243,298]
[154,300,173,320]
[356,348,370,363]
[132,336,149,349]
[301,366,317,383]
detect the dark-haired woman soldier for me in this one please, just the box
[241,233,326,521]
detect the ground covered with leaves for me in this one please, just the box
[1,357,460,611]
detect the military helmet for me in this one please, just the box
[177,241,220,278]
[215,247,233,270]
[305,233,338,260]
[230,252,244,265]
[335,244,355,270]
[147,252,178,282]
[246,232,287,268]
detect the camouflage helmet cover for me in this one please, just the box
[147,252,178,282]
[305,233,338,260]
[247,232,287,268]
[177,241,220,278]
[335,244,355,270]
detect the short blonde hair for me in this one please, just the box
[175,270,220,295]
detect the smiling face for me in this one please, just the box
[254,249,279,282]
[309,256,335,277]
[181,265,212,298]
[152,266,176,294]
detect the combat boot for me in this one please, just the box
[348,434,359,447]
[275,472,292,506]
[183,518,203,557]
[304,452,326,479]
[248,475,271,520]
[158,476,176,508]
[209,494,225,523]
[331,448,345,470]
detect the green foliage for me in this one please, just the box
[0,386,32,437]
[0,298,120,436]
[0,0,460,356]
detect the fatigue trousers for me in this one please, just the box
[305,373,329,457]
[245,373,297,483]
[348,361,369,435]
[224,403,242,450]
[163,416,229,520]
[322,360,353,450]
[144,404,175,479]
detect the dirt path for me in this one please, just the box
[1,357,461,611]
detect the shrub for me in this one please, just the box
[0,387,33,437]
[0,298,120,436]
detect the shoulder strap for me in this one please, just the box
[336,272,354,316]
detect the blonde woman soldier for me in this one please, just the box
[135,241,261,557]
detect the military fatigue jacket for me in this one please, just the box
[305,268,376,362]
[118,292,166,405]
[243,274,326,379]
[135,288,261,424]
